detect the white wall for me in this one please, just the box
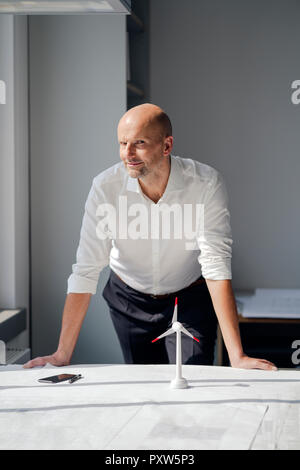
[29,15,126,362]
[150,0,300,289]
[0,15,29,349]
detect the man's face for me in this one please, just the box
[118,118,169,179]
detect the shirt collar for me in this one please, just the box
[125,154,184,194]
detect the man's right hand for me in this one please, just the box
[23,350,69,369]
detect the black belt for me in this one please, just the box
[114,272,205,300]
[148,277,206,299]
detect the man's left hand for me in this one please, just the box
[230,354,278,370]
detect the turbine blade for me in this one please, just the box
[172,296,178,323]
[181,326,200,343]
[152,328,174,343]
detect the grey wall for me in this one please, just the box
[0,15,29,350]
[29,15,126,362]
[150,0,300,290]
[0,15,15,307]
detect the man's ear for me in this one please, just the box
[164,136,173,154]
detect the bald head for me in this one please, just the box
[118,103,172,139]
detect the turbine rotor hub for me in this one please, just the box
[172,321,182,331]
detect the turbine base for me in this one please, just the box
[170,377,188,389]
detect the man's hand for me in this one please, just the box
[230,353,278,371]
[23,350,69,369]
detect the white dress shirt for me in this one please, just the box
[67,155,233,295]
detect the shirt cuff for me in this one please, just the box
[67,273,98,295]
[200,257,232,280]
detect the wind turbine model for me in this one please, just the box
[152,297,200,389]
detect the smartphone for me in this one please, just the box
[38,373,77,384]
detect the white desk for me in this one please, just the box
[0,364,299,450]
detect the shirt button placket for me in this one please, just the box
[151,204,160,295]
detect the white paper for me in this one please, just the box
[105,403,268,450]
[0,309,21,323]
[237,288,300,318]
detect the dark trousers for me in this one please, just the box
[102,269,218,365]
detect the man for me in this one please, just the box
[24,103,277,370]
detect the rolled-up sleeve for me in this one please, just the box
[197,170,233,280]
[67,179,112,294]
